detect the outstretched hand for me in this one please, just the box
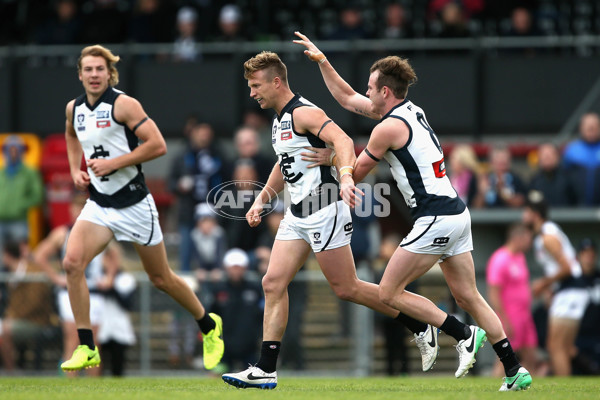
[293,31,326,63]
[340,177,364,209]
[300,146,333,168]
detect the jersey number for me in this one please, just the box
[417,112,446,178]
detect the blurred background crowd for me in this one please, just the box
[0,0,599,379]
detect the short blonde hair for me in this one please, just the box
[243,51,288,85]
[78,45,120,87]
[370,56,417,99]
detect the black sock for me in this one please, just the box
[439,315,471,342]
[197,313,216,335]
[493,338,521,377]
[77,329,95,350]
[256,341,280,373]
[395,312,428,335]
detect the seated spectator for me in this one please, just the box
[474,146,526,208]
[327,5,372,40]
[172,6,200,62]
[563,112,600,206]
[448,144,480,207]
[191,203,227,283]
[210,249,263,371]
[35,0,81,45]
[379,3,412,39]
[80,0,128,44]
[504,7,540,37]
[436,2,470,38]
[0,241,56,371]
[528,143,574,206]
[212,4,244,42]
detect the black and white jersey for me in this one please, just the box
[271,94,337,205]
[380,100,465,219]
[72,87,149,208]
[534,221,582,281]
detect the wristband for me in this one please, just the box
[329,151,336,165]
[318,56,327,64]
[340,171,353,179]
[339,166,354,174]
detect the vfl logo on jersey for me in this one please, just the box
[77,114,85,131]
[432,158,446,178]
[96,120,111,128]
[281,131,292,140]
[432,237,450,246]
[96,110,109,119]
[272,125,277,144]
[313,232,321,244]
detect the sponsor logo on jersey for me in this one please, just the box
[432,158,446,178]
[432,237,450,246]
[96,110,110,119]
[96,120,111,128]
[281,121,291,130]
[344,222,353,235]
[281,131,292,140]
[313,232,321,244]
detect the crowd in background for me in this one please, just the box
[1,1,599,50]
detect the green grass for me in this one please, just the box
[0,376,598,400]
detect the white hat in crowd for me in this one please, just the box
[219,4,241,24]
[223,248,249,268]
[177,6,198,24]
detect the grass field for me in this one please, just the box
[0,376,599,400]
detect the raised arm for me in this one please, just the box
[293,31,380,120]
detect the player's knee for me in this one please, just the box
[148,273,170,292]
[62,255,85,276]
[378,285,397,307]
[454,290,478,311]
[261,274,285,297]
[331,281,358,302]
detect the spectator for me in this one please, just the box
[129,0,174,45]
[80,0,128,44]
[169,122,225,272]
[210,249,263,371]
[222,159,267,252]
[380,3,412,39]
[428,0,484,20]
[436,2,470,38]
[172,6,200,62]
[230,126,273,184]
[448,144,480,207]
[213,4,244,42]
[474,146,526,208]
[0,241,56,371]
[34,0,81,45]
[0,135,44,268]
[528,143,573,206]
[487,223,545,377]
[191,203,227,283]
[242,107,274,152]
[327,6,372,40]
[505,7,539,37]
[97,241,137,377]
[563,112,600,206]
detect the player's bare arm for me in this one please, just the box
[33,225,69,287]
[65,100,90,190]
[293,32,380,120]
[246,162,285,227]
[86,95,166,177]
[532,235,573,296]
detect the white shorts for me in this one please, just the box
[78,194,163,246]
[549,288,590,320]
[57,289,105,325]
[276,200,353,252]
[401,208,473,260]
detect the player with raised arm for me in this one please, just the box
[222,51,439,390]
[60,45,223,372]
[294,32,531,391]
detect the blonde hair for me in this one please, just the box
[243,51,288,85]
[451,144,479,172]
[78,45,120,87]
[370,56,417,99]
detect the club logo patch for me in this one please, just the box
[313,232,321,244]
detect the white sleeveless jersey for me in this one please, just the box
[534,221,582,279]
[62,227,105,291]
[380,100,465,219]
[271,94,338,205]
[72,87,149,208]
